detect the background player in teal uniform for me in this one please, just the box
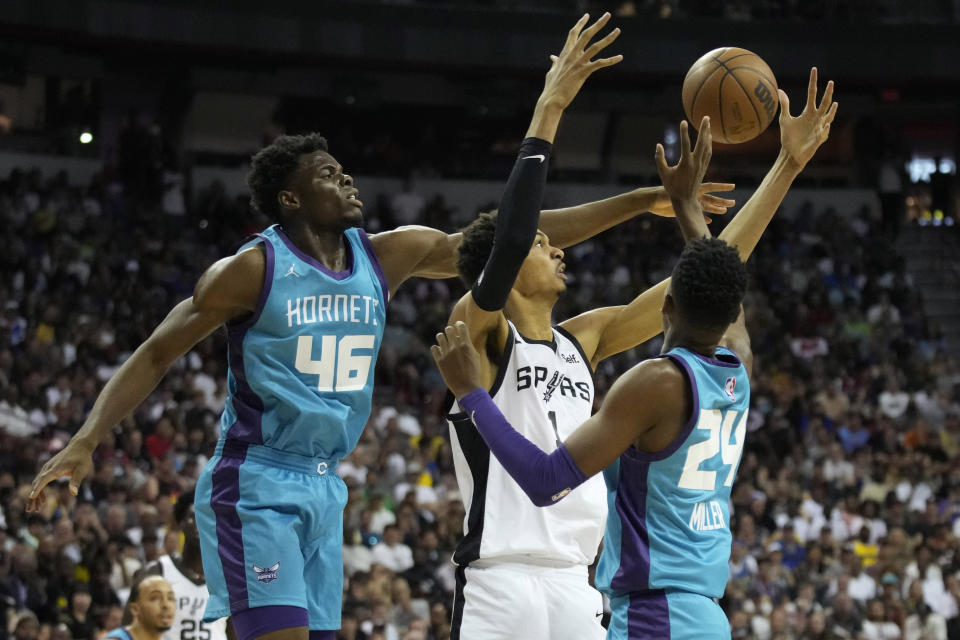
[105,576,176,640]
[430,73,837,639]
[24,13,733,640]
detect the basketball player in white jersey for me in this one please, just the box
[447,67,837,639]
[134,488,231,640]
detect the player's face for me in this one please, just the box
[287,151,363,230]
[513,232,566,299]
[133,577,176,632]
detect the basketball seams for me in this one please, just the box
[686,63,725,126]
[723,70,763,142]
[683,48,777,144]
[725,65,777,92]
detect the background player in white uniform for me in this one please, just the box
[448,63,838,638]
[133,488,231,640]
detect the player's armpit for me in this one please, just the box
[563,358,679,476]
[561,277,671,368]
[367,226,462,296]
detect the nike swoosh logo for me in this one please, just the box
[522,154,545,163]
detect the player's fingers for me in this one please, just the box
[584,27,620,61]
[562,14,591,55]
[777,90,792,119]
[588,55,623,70]
[805,67,818,112]
[444,324,460,348]
[703,214,713,224]
[453,321,469,346]
[695,117,712,164]
[430,345,442,365]
[825,101,839,125]
[817,80,835,114]
[577,12,611,47]
[655,143,669,173]
[435,332,449,354]
[679,120,691,159]
[29,468,58,500]
[701,182,736,193]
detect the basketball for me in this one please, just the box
[682,47,779,144]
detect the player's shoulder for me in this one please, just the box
[103,627,132,640]
[618,357,687,401]
[194,245,265,311]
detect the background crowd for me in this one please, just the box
[0,151,959,640]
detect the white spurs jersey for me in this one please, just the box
[149,555,228,640]
[448,321,606,567]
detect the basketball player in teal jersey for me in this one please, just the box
[24,13,739,640]
[432,70,836,639]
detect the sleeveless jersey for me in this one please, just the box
[146,555,228,640]
[104,629,133,640]
[219,224,388,459]
[448,321,606,566]
[596,346,750,599]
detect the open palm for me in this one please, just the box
[779,67,839,169]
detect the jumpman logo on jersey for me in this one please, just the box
[285,264,301,278]
[542,371,563,403]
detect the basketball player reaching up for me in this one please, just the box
[132,488,231,640]
[441,67,835,639]
[24,12,689,640]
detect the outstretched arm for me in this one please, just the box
[563,67,838,366]
[432,322,678,506]
[27,249,264,511]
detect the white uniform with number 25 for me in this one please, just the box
[447,321,606,640]
[152,555,228,640]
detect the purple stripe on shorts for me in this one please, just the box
[610,460,653,593]
[356,228,389,303]
[232,605,309,640]
[628,590,670,639]
[211,444,249,613]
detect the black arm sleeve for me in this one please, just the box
[471,137,553,311]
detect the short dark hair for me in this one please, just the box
[670,237,747,331]
[247,133,329,221]
[456,210,498,287]
[173,486,195,525]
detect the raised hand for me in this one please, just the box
[538,13,623,112]
[656,118,714,202]
[431,321,486,400]
[778,67,838,169]
[655,117,715,239]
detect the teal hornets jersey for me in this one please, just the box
[218,224,387,460]
[596,346,750,600]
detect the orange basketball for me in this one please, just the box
[682,47,779,144]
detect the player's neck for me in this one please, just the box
[178,547,205,583]
[662,332,717,358]
[503,295,553,341]
[127,622,162,640]
[281,220,349,272]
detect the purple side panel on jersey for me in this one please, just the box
[211,443,249,613]
[224,238,274,444]
[356,228,390,304]
[610,460,653,593]
[628,590,671,639]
